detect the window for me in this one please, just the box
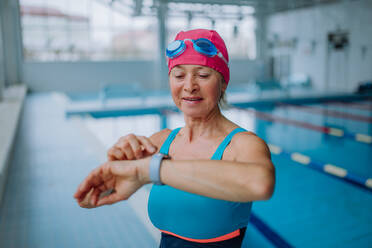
[167,3,256,60]
[19,0,256,61]
[20,0,157,61]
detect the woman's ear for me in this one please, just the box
[221,78,227,94]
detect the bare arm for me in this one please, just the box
[74,131,275,207]
[139,132,275,202]
[155,160,273,202]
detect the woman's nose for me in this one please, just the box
[184,76,199,93]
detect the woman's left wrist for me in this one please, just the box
[137,157,152,185]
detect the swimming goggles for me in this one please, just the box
[166,38,229,67]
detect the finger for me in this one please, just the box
[74,178,93,200]
[74,179,88,199]
[121,144,135,160]
[96,192,123,206]
[78,201,93,209]
[107,147,125,161]
[137,136,157,155]
[75,167,104,200]
[107,155,116,161]
[78,163,113,206]
[78,200,96,209]
[78,188,94,208]
[81,187,94,203]
[90,187,103,206]
[75,185,93,202]
[116,134,139,160]
[127,137,144,159]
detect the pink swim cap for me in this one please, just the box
[167,29,230,84]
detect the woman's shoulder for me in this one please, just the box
[232,130,267,147]
[225,123,260,144]
[149,128,173,151]
[229,129,271,159]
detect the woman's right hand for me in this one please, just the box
[107,134,157,161]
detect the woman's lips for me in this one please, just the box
[182,97,203,104]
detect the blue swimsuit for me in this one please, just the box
[148,127,252,244]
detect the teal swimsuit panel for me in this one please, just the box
[148,127,252,239]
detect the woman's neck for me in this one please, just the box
[182,108,229,143]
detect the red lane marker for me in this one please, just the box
[278,102,372,123]
[243,108,330,134]
[326,101,372,111]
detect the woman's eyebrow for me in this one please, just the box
[173,65,185,71]
[172,68,184,73]
[173,65,211,73]
[174,65,185,70]
[195,67,211,72]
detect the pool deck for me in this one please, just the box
[0,93,159,247]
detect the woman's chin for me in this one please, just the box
[181,108,205,118]
[180,107,212,119]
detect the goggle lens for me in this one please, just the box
[166,40,186,59]
[168,40,182,52]
[194,38,216,55]
[166,38,227,66]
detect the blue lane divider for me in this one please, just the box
[249,212,294,248]
[66,106,180,131]
[66,106,179,119]
[268,144,372,192]
[326,127,372,145]
[231,105,372,146]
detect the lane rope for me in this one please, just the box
[277,102,372,123]
[231,106,372,145]
[249,213,294,248]
[326,101,372,111]
[268,144,372,192]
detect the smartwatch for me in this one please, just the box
[149,153,168,185]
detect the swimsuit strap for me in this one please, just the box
[159,127,182,155]
[159,127,247,160]
[211,127,247,160]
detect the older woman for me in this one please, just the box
[74,29,275,248]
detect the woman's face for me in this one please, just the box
[169,65,226,118]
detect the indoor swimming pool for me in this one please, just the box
[0,93,371,248]
[67,92,372,247]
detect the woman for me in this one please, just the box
[74,29,275,248]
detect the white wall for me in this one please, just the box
[0,14,4,100]
[267,0,372,92]
[23,59,260,93]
